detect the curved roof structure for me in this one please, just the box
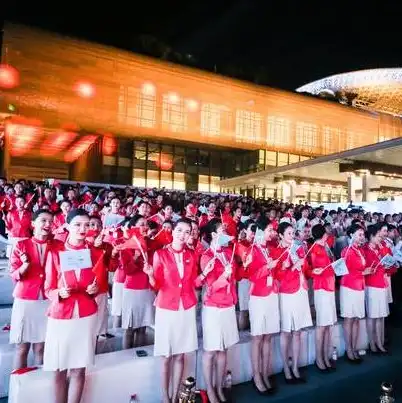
[296,68,402,116]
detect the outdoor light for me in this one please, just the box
[167,92,180,104]
[0,64,19,89]
[142,82,156,96]
[185,99,198,112]
[74,81,95,98]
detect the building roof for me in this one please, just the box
[296,68,402,116]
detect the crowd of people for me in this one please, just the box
[3,178,401,403]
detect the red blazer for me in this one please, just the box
[363,245,387,288]
[45,243,101,319]
[308,243,335,292]
[10,238,61,300]
[152,246,198,310]
[272,245,309,294]
[5,210,32,238]
[340,245,366,291]
[199,247,239,308]
[246,244,278,297]
[121,249,151,290]
[380,240,397,275]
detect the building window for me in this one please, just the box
[162,93,187,133]
[147,170,159,188]
[267,117,290,147]
[210,176,221,193]
[277,153,289,166]
[296,122,318,154]
[173,172,185,190]
[117,86,156,128]
[288,154,300,164]
[198,175,210,192]
[235,110,263,144]
[265,151,277,167]
[201,103,221,137]
[132,169,146,187]
[323,127,340,154]
[160,171,173,189]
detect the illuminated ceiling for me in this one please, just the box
[296,68,402,116]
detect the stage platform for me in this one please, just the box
[8,322,369,403]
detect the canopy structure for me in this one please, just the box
[297,68,402,117]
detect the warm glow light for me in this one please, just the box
[102,136,117,156]
[167,92,180,104]
[185,99,198,112]
[0,64,19,89]
[142,82,156,96]
[74,81,95,98]
[6,122,42,156]
[157,153,173,170]
[64,135,98,162]
[40,131,78,157]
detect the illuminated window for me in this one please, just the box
[235,110,263,144]
[288,154,300,164]
[267,117,290,147]
[117,86,156,128]
[278,153,289,166]
[201,103,221,136]
[133,169,146,187]
[346,130,357,150]
[210,176,221,193]
[265,151,277,166]
[162,94,187,133]
[160,171,173,189]
[323,127,341,154]
[147,170,159,188]
[296,122,318,154]
[198,175,210,192]
[173,173,185,190]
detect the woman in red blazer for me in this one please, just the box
[52,199,72,242]
[199,219,240,403]
[9,209,55,370]
[309,224,336,372]
[340,224,366,363]
[271,222,312,384]
[145,218,201,403]
[244,222,279,394]
[118,215,155,349]
[43,209,103,403]
[363,224,389,354]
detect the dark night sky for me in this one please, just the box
[5,0,402,90]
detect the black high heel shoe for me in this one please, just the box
[290,367,307,383]
[252,378,270,396]
[315,362,329,373]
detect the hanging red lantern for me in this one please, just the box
[158,154,173,170]
[102,136,117,155]
[0,64,20,89]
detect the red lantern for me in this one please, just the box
[103,136,117,155]
[0,64,19,89]
[158,154,173,170]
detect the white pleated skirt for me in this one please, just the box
[122,288,155,330]
[9,298,49,344]
[314,289,337,327]
[386,276,393,304]
[238,279,250,311]
[279,288,313,332]
[111,282,124,316]
[249,294,280,336]
[95,293,109,335]
[340,286,365,319]
[202,305,239,351]
[43,314,97,371]
[366,287,389,319]
[154,304,198,357]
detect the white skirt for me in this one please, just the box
[249,294,280,336]
[111,282,124,316]
[386,276,393,304]
[43,314,97,371]
[202,305,239,351]
[279,288,313,332]
[95,293,109,335]
[9,298,49,344]
[122,288,155,330]
[238,279,250,311]
[366,287,389,319]
[340,286,365,319]
[154,304,198,357]
[314,290,337,327]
